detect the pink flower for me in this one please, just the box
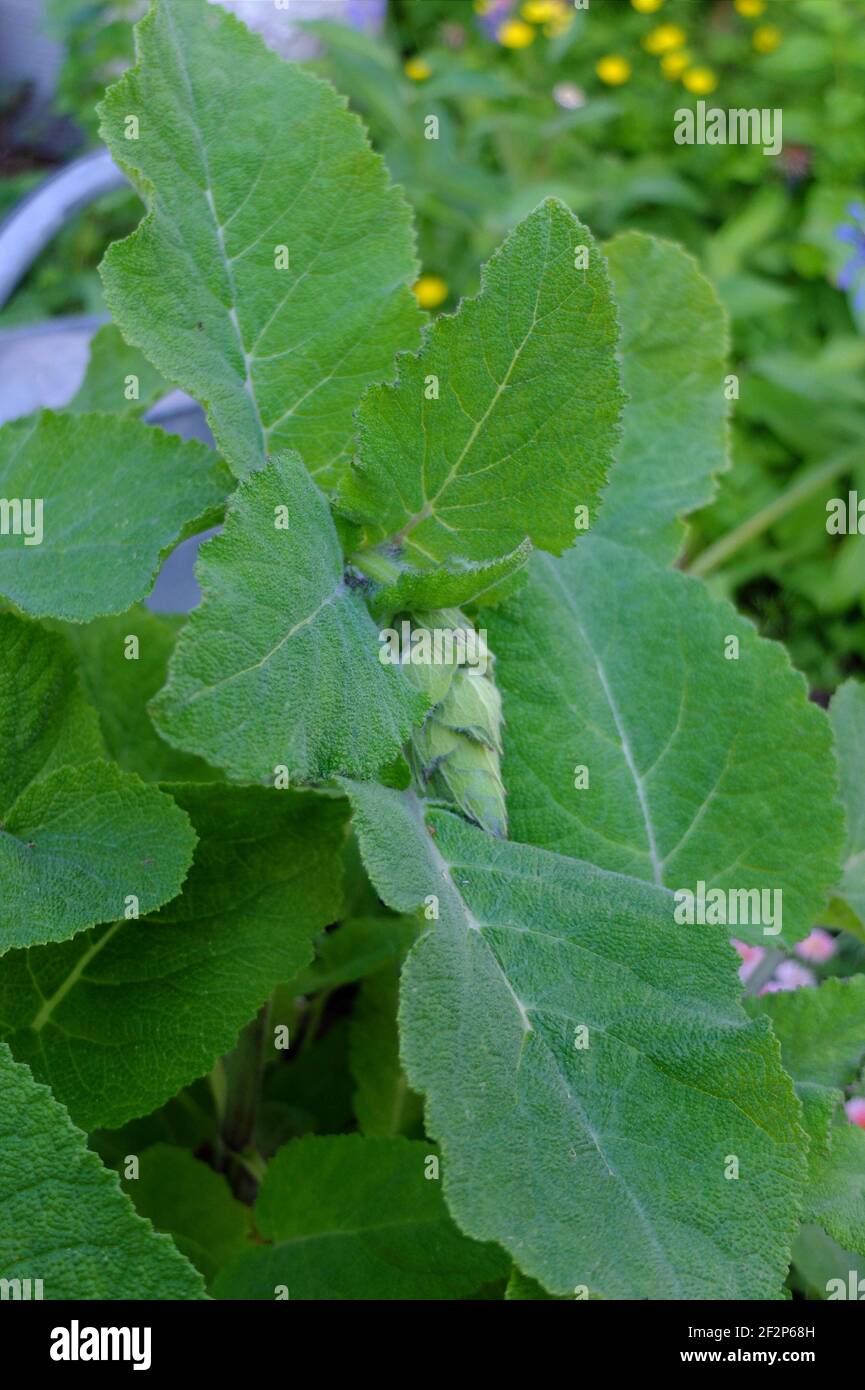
[846,1098,865,1130]
[759,960,817,994]
[731,938,764,983]
[794,928,837,963]
[553,82,585,110]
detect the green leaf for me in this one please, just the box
[151,453,428,783]
[0,1044,205,1299]
[261,1022,354,1142]
[505,1268,561,1300]
[595,232,729,563]
[2,767,196,956]
[341,199,623,566]
[791,1224,863,1301]
[488,539,844,945]
[99,0,422,484]
[749,978,865,1256]
[0,611,104,810]
[828,680,865,939]
[0,609,196,954]
[0,784,347,1128]
[68,323,166,417]
[122,1144,251,1288]
[345,781,807,1300]
[91,1079,217,1171]
[0,410,230,621]
[806,1121,865,1257]
[288,914,418,995]
[62,606,223,783]
[365,542,532,623]
[748,976,865,1099]
[350,937,422,1139]
[212,1134,508,1300]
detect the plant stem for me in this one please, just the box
[742,948,785,997]
[686,448,860,579]
[300,989,330,1054]
[219,1002,270,1160]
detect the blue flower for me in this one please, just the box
[834,202,865,314]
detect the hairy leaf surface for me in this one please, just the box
[365,542,531,622]
[341,199,623,565]
[69,324,167,417]
[595,232,729,562]
[1,612,196,953]
[346,781,806,1300]
[0,411,230,621]
[0,785,346,1127]
[489,539,844,944]
[152,453,428,782]
[0,612,104,809]
[0,1045,205,1299]
[99,0,422,483]
[828,680,865,939]
[750,978,865,1255]
[62,607,222,783]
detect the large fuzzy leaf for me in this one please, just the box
[341,198,623,566]
[213,1134,508,1300]
[805,1122,865,1258]
[0,784,347,1128]
[828,680,865,939]
[0,411,230,621]
[99,0,422,484]
[121,1144,251,1289]
[151,453,428,783]
[595,232,729,563]
[488,539,844,945]
[0,610,104,809]
[366,543,532,623]
[750,978,865,1256]
[0,1045,204,1299]
[0,612,196,954]
[62,607,222,783]
[69,324,166,417]
[346,781,807,1300]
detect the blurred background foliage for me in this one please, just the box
[2,0,865,690]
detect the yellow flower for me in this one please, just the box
[734,0,765,15]
[404,56,431,81]
[521,0,564,21]
[497,18,536,48]
[472,0,492,12]
[682,65,718,94]
[642,23,687,55]
[596,54,632,85]
[413,275,448,310]
[631,0,664,11]
[752,23,782,52]
[661,49,691,79]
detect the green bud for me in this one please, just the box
[405,609,507,836]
